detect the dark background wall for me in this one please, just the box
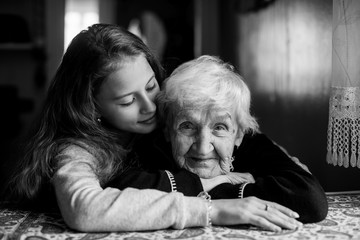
[215,0,360,192]
[0,0,359,194]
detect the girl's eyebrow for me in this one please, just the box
[113,74,155,100]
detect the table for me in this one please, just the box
[1,192,359,240]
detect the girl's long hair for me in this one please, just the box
[9,24,164,203]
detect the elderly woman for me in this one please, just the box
[109,55,328,228]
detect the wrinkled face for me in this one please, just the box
[166,106,243,178]
[96,55,160,134]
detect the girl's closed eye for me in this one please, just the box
[119,97,135,106]
[146,78,158,92]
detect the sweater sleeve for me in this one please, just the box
[52,145,208,232]
[107,168,204,196]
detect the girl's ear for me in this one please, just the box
[235,130,245,147]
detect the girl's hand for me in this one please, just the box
[200,172,255,192]
[225,172,255,185]
[201,175,229,192]
[211,197,303,232]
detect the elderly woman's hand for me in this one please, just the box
[211,197,303,232]
[200,172,255,192]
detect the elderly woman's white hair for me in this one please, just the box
[157,55,259,134]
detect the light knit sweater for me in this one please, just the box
[51,145,208,232]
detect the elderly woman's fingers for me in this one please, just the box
[211,197,302,232]
[249,216,282,232]
[258,206,303,230]
[263,201,300,219]
[252,200,302,230]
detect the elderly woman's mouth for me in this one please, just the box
[186,156,218,162]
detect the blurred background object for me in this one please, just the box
[327,0,360,170]
[0,0,358,195]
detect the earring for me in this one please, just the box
[97,117,102,123]
[224,156,235,172]
[229,156,235,172]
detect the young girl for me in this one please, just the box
[8,24,301,232]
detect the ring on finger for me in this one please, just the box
[265,204,270,211]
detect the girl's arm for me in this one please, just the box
[107,168,204,195]
[52,145,208,232]
[53,145,301,232]
[107,168,250,194]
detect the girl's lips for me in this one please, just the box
[139,115,156,124]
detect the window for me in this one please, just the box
[64,0,99,49]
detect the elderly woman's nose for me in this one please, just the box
[193,130,214,155]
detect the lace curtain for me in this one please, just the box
[327,0,360,168]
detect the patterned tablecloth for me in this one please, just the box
[1,193,359,240]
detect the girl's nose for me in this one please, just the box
[140,94,156,114]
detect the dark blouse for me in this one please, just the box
[107,129,328,223]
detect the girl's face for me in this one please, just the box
[96,55,160,134]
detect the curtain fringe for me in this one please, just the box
[327,116,360,168]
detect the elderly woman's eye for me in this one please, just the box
[214,123,228,131]
[179,122,195,130]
